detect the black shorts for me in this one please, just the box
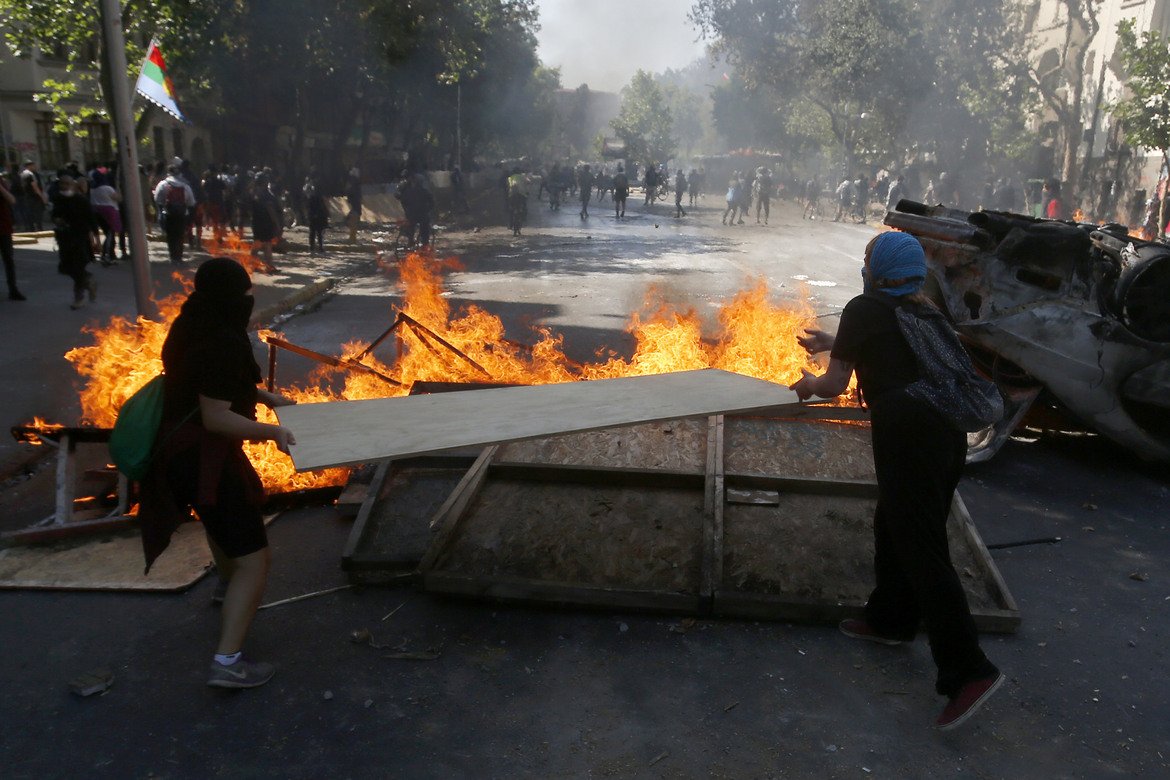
[166,446,268,559]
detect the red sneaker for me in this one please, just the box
[935,671,1004,730]
[838,618,908,646]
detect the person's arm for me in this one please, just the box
[256,388,297,408]
[789,358,854,401]
[199,395,296,454]
[0,180,13,206]
[184,184,196,207]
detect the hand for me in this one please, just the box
[272,425,297,455]
[267,392,298,408]
[797,328,834,355]
[789,368,818,401]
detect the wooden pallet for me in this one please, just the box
[413,414,1020,633]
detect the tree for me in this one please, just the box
[611,70,675,166]
[1112,18,1170,237]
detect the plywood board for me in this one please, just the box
[278,369,801,471]
[0,521,214,592]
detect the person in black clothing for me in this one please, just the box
[303,172,329,254]
[0,171,26,300]
[790,231,1003,731]
[139,258,297,688]
[578,164,593,219]
[612,164,629,218]
[51,172,99,309]
[643,163,658,205]
[397,175,435,247]
[251,174,280,270]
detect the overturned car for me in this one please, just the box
[885,200,1170,462]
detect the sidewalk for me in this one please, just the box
[0,227,367,483]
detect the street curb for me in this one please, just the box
[250,277,336,329]
[12,231,54,239]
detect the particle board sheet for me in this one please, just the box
[343,458,477,572]
[718,496,1000,611]
[724,416,875,481]
[278,369,801,471]
[429,478,706,602]
[0,521,214,592]
[495,418,708,472]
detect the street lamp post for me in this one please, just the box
[99,0,155,319]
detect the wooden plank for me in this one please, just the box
[423,571,703,615]
[725,473,880,498]
[341,460,391,565]
[488,462,705,489]
[278,369,802,471]
[700,416,725,601]
[952,492,1020,616]
[417,446,497,572]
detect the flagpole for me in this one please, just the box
[99,0,155,319]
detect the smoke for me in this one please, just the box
[535,0,708,92]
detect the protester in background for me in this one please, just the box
[89,170,123,266]
[754,167,772,225]
[139,258,297,689]
[345,167,362,243]
[0,171,27,300]
[153,165,196,264]
[674,169,687,218]
[612,164,629,219]
[303,172,329,255]
[202,165,227,236]
[251,173,280,270]
[51,172,99,309]
[833,176,854,222]
[687,168,700,206]
[578,164,593,220]
[451,165,469,214]
[1044,179,1064,220]
[723,172,741,225]
[790,231,1003,731]
[398,174,435,247]
[643,162,658,206]
[885,175,906,213]
[506,167,529,236]
[20,160,48,232]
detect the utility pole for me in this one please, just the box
[99,0,156,319]
[456,82,462,170]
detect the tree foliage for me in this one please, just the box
[1112,18,1170,234]
[611,70,676,165]
[0,0,559,169]
[691,0,1036,184]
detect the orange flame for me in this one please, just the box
[51,251,838,495]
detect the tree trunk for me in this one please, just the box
[1159,150,1168,239]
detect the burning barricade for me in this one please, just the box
[885,200,1170,462]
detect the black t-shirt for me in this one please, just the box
[161,327,259,427]
[830,293,920,402]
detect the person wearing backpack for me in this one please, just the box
[137,258,297,689]
[153,166,195,263]
[789,231,1003,731]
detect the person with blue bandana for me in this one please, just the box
[789,231,1003,731]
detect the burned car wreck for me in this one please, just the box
[885,200,1170,462]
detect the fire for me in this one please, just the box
[51,251,835,496]
[204,229,277,275]
[1072,208,1086,222]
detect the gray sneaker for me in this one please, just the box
[207,657,275,689]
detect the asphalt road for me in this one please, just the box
[2,196,1169,778]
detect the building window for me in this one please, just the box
[34,119,70,171]
[152,127,167,163]
[171,128,184,160]
[81,122,113,167]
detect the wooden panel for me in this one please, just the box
[417,446,498,572]
[278,369,802,471]
[423,572,703,615]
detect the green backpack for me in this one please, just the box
[108,375,192,481]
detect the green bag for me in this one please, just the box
[108,375,168,482]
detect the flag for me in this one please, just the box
[135,39,187,122]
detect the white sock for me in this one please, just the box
[214,651,242,666]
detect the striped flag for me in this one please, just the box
[135,39,187,122]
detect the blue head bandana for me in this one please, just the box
[866,231,926,296]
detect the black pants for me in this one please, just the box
[163,210,186,262]
[309,224,326,252]
[865,391,998,697]
[0,234,18,294]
